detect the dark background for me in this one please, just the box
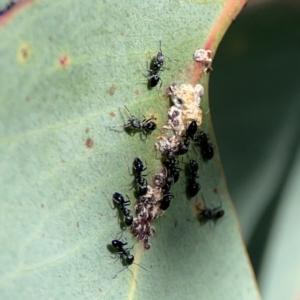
[210,0,300,294]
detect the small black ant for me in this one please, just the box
[132,158,148,196]
[145,41,165,88]
[163,151,181,184]
[196,130,214,160]
[175,136,190,156]
[124,105,157,135]
[175,121,197,155]
[187,160,200,197]
[198,196,224,221]
[112,192,133,226]
[163,150,179,170]
[111,239,147,278]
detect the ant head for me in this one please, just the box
[113,192,124,204]
[198,130,207,140]
[186,120,197,138]
[215,210,225,219]
[112,239,124,249]
[126,255,134,265]
[133,157,144,172]
[145,121,157,131]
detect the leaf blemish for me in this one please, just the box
[58,55,69,68]
[18,43,31,63]
[108,85,116,95]
[85,138,93,148]
[85,128,89,134]
[110,112,115,117]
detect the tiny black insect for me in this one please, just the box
[185,160,200,197]
[112,192,133,226]
[175,136,190,156]
[111,239,147,278]
[201,208,224,219]
[163,151,179,170]
[162,151,181,185]
[124,105,157,135]
[196,130,214,160]
[198,196,224,221]
[132,158,148,196]
[145,41,165,88]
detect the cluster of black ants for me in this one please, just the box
[109,42,224,277]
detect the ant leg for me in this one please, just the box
[113,266,128,279]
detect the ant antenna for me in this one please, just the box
[112,262,148,279]
[124,105,135,118]
[133,262,148,271]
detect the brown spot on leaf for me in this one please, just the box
[135,89,140,95]
[85,128,89,134]
[76,222,79,228]
[41,204,44,208]
[174,220,178,228]
[193,198,204,216]
[18,43,31,63]
[121,32,124,36]
[86,138,93,148]
[59,56,69,68]
[25,97,30,102]
[126,13,129,17]
[108,85,116,95]
[213,188,218,194]
[110,112,115,117]
[98,288,102,292]
[61,159,65,163]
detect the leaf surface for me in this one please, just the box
[0,0,260,299]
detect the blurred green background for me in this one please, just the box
[210,1,300,299]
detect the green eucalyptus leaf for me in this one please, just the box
[0,0,260,299]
